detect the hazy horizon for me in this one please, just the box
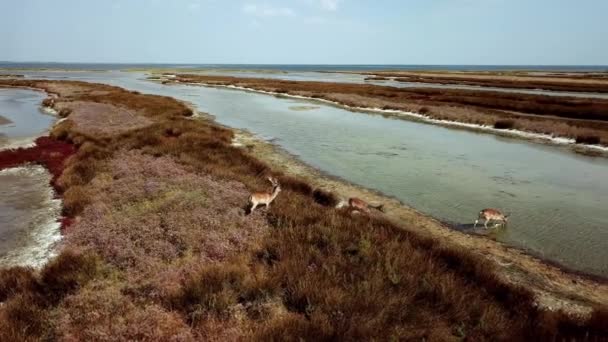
[2,1,608,65]
[2,61,608,67]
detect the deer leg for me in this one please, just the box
[250,202,258,212]
[474,219,479,228]
[484,219,489,229]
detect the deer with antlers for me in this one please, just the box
[474,208,509,229]
[248,177,281,213]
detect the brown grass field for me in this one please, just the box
[359,70,608,93]
[0,79,607,340]
[171,74,608,147]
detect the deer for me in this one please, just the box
[336,197,384,214]
[248,177,281,213]
[474,208,509,229]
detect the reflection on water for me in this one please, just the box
[15,71,608,277]
[0,166,62,267]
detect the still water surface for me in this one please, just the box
[0,88,52,149]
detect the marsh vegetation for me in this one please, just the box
[0,79,606,340]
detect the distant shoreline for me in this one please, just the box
[1,63,608,73]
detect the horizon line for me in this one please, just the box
[2,61,608,67]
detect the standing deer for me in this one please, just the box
[336,197,384,214]
[248,177,281,213]
[474,208,509,229]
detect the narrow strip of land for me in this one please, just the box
[352,70,608,93]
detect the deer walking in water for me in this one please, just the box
[337,197,384,214]
[248,177,281,213]
[474,208,509,229]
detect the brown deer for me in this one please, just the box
[336,197,384,214]
[474,208,509,229]
[248,177,281,213]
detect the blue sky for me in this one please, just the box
[1,0,607,65]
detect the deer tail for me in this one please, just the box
[370,204,385,212]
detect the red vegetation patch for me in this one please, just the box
[0,136,75,189]
[0,136,76,231]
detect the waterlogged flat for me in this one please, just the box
[19,71,608,277]
[0,88,52,149]
[0,166,62,267]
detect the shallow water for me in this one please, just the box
[0,88,52,149]
[15,71,608,277]
[0,166,62,267]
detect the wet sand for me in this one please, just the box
[0,165,62,268]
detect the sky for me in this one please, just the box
[1,0,607,65]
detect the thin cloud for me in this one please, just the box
[242,4,296,17]
[319,0,341,11]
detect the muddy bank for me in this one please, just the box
[166,75,608,151]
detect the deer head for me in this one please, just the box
[267,176,279,188]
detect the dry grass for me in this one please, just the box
[55,101,152,135]
[366,70,608,92]
[57,281,194,341]
[174,74,608,145]
[0,79,606,340]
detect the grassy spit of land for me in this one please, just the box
[0,79,607,340]
[352,70,608,93]
[0,74,25,78]
[169,74,608,151]
[0,115,11,125]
